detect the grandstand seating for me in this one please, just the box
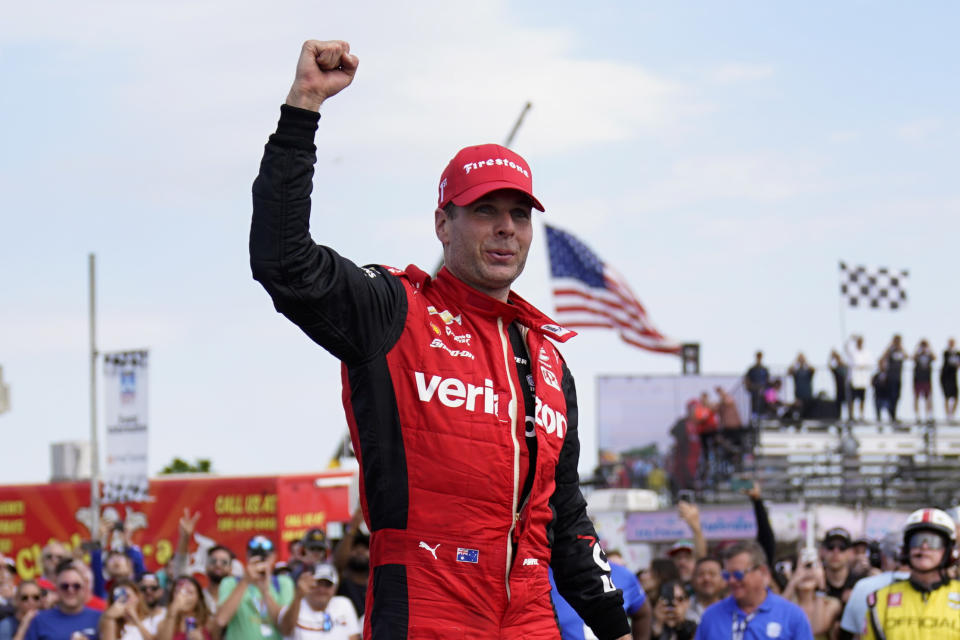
[739,419,960,509]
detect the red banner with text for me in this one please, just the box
[0,471,354,580]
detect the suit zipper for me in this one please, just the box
[498,317,520,602]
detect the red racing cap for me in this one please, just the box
[438,144,545,212]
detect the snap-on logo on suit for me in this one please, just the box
[429,338,475,359]
[415,372,499,415]
[535,397,566,439]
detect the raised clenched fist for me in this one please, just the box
[285,39,359,111]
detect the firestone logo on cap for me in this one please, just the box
[438,144,544,212]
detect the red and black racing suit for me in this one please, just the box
[249,105,629,640]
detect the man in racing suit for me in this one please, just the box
[249,40,631,640]
[865,508,960,639]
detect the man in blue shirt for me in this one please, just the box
[551,562,650,640]
[24,562,101,640]
[695,541,812,640]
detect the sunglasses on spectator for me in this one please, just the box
[58,582,83,592]
[247,536,275,555]
[722,565,761,582]
[140,583,162,592]
[43,554,65,562]
[20,594,43,602]
[822,542,849,552]
[208,557,231,567]
[909,532,945,550]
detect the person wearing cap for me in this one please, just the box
[864,508,960,640]
[215,536,293,640]
[820,528,863,605]
[667,542,697,586]
[279,564,359,640]
[300,530,329,565]
[249,40,630,640]
[694,541,812,640]
[839,531,909,639]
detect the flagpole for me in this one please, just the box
[838,266,847,346]
[89,254,100,540]
[838,261,851,423]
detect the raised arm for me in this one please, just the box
[677,501,707,560]
[249,40,405,365]
[284,40,358,112]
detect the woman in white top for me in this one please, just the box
[99,581,155,640]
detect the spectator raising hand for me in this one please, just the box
[676,501,707,560]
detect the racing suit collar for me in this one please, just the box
[409,265,576,343]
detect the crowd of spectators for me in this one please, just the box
[745,334,960,425]
[0,510,367,640]
[1,487,958,639]
[588,483,960,640]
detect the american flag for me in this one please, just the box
[545,225,680,354]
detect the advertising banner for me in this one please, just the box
[103,351,149,503]
[0,471,353,580]
[625,506,758,543]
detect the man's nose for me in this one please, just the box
[494,210,515,235]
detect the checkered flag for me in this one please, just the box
[839,262,908,310]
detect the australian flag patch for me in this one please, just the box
[456,548,479,563]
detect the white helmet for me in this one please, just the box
[903,508,957,542]
[903,508,957,569]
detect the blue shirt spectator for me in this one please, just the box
[90,546,146,600]
[25,564,102,640]
[550,563,647,640]
[23,608,101,640]
[694,591,811,640]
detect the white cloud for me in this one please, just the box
[2,0,691,193]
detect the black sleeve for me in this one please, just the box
[752,497,776,573]
[249,105,406,363]
[549,362,629,640]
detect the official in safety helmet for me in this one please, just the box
[901,507,956,581]
[864,508,960,640]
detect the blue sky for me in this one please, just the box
[2,1,959,484]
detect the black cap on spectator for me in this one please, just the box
[822,527,852,546]
[302,528,328,550]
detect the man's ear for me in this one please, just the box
[435,207,448,244]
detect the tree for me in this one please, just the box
[159,457,213,474]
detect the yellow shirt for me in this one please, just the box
[864,578,960,640]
